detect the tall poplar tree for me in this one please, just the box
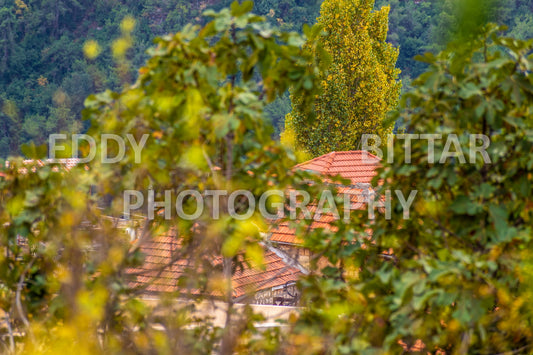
[283,0,401,157]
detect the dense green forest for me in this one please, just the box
[0,0,532,157]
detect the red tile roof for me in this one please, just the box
[3,158,83,174]
[127,233,304,298]
[294,150,380,185]
[270,151,380,245]
[232,247,304,298]
[33,158,81,171]
[128,151,380,297]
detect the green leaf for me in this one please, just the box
[450,195,479,215]
[414,52,436,64]
[231,0,254,17]
[489,204,509,239]
[21,143,47,160]
[459,82,482,99]
[413,290,441,311]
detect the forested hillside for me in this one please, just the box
[0,0,531,157]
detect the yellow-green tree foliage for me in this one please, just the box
[283,0,401,157]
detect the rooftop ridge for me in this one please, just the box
[293,150,381,185]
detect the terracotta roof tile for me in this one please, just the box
[269,151,379,245]
[126,234,302,298]
[294,150,380,185]
[3,158,84,175]
[128,151,380,297]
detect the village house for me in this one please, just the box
[127,150,381,306]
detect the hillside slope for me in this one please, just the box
[0,0,531,157]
